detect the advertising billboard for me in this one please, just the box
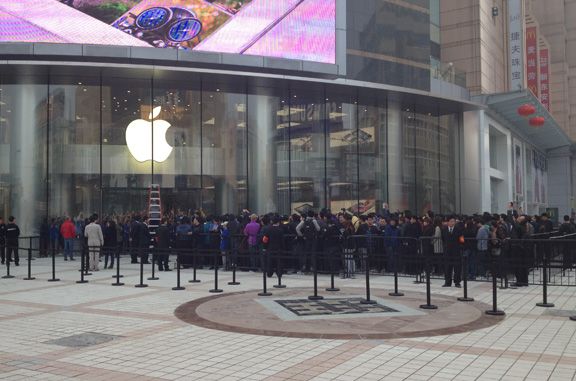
[0,0,336,63]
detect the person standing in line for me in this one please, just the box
[296,210,321,274]
[244,214,261,272]
[60,217,76,261]
[84,215,103,271]
[103,219,117,269]
[5,216,20,266]
[155,218,172,271]
[442,217,463,287]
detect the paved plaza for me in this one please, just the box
[1,258,576,380]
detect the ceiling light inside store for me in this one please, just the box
[203,118,215,125]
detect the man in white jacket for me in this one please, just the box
[84,215,104,271]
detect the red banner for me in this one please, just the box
[526,27,539,97]
[539,48,550,111]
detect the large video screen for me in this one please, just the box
[0,0,335,64]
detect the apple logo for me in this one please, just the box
[125,106,173,162]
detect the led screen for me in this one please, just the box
[0,0,335,64]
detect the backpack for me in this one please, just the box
[301,219,317,240]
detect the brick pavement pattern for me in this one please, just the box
[0,257,575,380]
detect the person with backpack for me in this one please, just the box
[296,210,320,274]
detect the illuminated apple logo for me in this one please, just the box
[125,106,173,162]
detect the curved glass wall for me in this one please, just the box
[0,70,460,234]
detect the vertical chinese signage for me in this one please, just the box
[508,0,524,90]
[539,48,550,110]
[526,26,539,96]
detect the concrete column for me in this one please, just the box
[8,83,47,235]
[248,93,278,214]
[387,99,404,212]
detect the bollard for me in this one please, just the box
[2,248,14,279]
[76,248,88,284]
[361,250,376,304]
[258,251,272,296]
[389,253,404,297]
[485,256,505,316]
[82,246,92,277]
[47,246,60,282]
[23,246,35,280]
[172,253,185,291]
[228,253,240,286]
[458,251,474,302]
[536,248,554,307]
[308,250,323,301]
[209,252,223,293]
[189,248,201,283]
[111,252,124,286]
[148,249,159,281]
[273,252,285,289]
[112,249,124,279]
[134,258,148,288]
[326,252,340,292]
[419,244,437,309]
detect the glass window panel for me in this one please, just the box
[402,106,417,213]
[152,79,202,216]
[358,91,387,215]
[290,88,326,213]
[415,112,440,215]
[201,83,247,215]
[48,76,101,221]
[101,78,152,216]
[0,75,48,235]
[326,89,358,212]
[439,114,458,214]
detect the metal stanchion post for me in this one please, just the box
[23,245,35,280]
[112,251,124,286]
[308,250,323,301]
[209,252,223,293]
[76,247,88,284]
[48,245,60,282]
[458,250,474,302]
[258,251,272,296]
[134,257,148,288]
[148,249,159,281]
[172,253,185,290]
[2,246,14,279]
[273,251,285,289]
[228,250,240,286]
[536,246,554,307]
[361,250,376,304]
[420,241,437,310]
[189,248,201,283]
[485,256,505,316]
[326,251,340,292]
[389,252,404,296]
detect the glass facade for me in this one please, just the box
[0,70,460,234]
[346,0,432,90]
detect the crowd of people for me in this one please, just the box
[1,203,575,284]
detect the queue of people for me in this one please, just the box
[1,206,574,285]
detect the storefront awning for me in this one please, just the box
[477,90,572,151]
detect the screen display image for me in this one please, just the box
[0,0,335,63]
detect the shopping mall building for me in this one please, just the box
[0,0,574,234]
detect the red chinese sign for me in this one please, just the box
[526,27,539,97]
[539,48,550,111]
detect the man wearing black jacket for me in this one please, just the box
[263,216,285,278]
[5,216,20,266]
[442,217,462,287]
[155,219,171,271]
